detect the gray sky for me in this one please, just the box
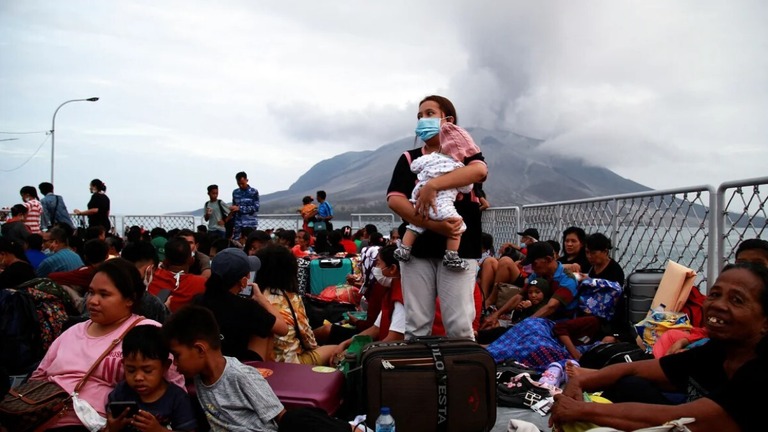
[2,1,767,214]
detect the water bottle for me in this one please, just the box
[375,406,396,432]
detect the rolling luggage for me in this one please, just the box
[360,337,496,432]
[625,269,664,324]
[309,258,353,294]
[245,361,345,415]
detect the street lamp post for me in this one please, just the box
[50,97,99,183]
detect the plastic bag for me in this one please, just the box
[635,311,691,353]
[72,392,106,432]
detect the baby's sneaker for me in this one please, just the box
[443,250,468,271]
[394,245,412,262]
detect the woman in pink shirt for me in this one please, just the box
[31,258,184,431]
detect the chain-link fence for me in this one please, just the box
[718,176,768,268]
[349,213,398,236]
[521,186,716,288]
[70,214,117,231]
[256,214,304,231]
[121,215,197,234]
[480,206,522,248]
[64,178,766,288]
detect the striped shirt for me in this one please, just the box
[36,248,84,278]
[23,199,43,234]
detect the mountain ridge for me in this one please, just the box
[185,128,651,216]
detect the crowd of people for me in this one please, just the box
[1,95,766,431]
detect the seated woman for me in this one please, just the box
[0,237,35,289]
[559,226,590,274]
[479,245,525,310]
[553,233,627,359]
[30,258,185,431]
[256,244,339,365]
[327,230,347,256]
[332,245,405,360]
[339,226,358,255]
[195,248,288,362]
[550,262,768,431]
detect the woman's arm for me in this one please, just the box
[251,285,289,336]
[387,195,464,239]
[74,208,97,216]
[550,395,739,432]
[414,163,487,217]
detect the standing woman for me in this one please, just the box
[386,95,487,339]
[75,178,111,233]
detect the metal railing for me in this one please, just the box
[121,215,197,233]
[349,213,398,235]
[717,176,768,269]
[58,177,766,288]
[479,206,522,247]
[510,186,717,288]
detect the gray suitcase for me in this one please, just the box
[625,269,664,324]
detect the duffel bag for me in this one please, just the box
[579,342,653,369]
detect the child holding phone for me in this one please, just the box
[105,325,197,432]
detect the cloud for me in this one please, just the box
[1,1,767,213]
[445,1,768,188]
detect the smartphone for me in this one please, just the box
[108,401,139,418]
[239,283,253,298]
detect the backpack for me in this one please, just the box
[16,277,79,316]
[577,278,624,321]
[204,200,234,238]
[0,289,44,374]
[25,287,69,352]
[217,200,235,238]
[681,286,706,328]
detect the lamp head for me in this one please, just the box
[86,97,99,102]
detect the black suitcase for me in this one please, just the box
[360,337,496,432]
[625,269,664,324]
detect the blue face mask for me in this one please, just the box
[415,117,441,142]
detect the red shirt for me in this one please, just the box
[340,239,358,255]
[48,266,96,289]
[291,244,310,258]
[378,279,404,340]
[147,267,206,313]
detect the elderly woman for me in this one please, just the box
[30,258,184,431]
[550,262,768,431]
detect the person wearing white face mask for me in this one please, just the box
[331,245,405,360]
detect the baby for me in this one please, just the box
[394,122,481,271]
